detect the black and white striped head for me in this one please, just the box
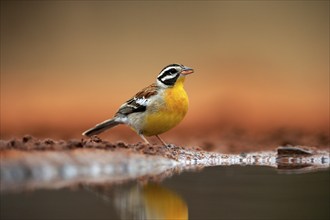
[157,64,194,87]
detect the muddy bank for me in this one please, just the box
[0,136,199,192]
[1,136,329,192]
[0,135,203,161]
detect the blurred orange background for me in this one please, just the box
[1,1,328,148]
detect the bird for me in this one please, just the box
[82,63,194,146]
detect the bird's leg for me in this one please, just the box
[155,135,168,147]
[139,134,151,145]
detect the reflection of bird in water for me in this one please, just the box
[113,183,188,220]
[143,184,188,219]
[87,182,188,220]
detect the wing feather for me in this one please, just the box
[116,83,158,116]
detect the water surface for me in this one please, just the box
[1,166,329,220]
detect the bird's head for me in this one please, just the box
[157,64,194,87]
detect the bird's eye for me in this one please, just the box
[169,68,177,74]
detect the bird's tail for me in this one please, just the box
[82,118,121,137]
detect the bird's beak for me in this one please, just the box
[181,66,194,75]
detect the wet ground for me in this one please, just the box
[1,136,329,219]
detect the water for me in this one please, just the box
[1,166,329,220]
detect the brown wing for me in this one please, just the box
[135,83,158,99]
[116,83,159,116]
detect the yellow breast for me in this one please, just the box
[142,77,189,136]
